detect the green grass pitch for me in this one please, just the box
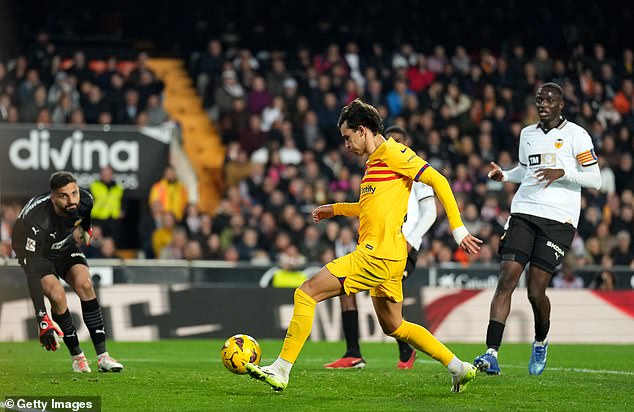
[1,340,633,411]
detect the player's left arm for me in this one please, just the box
[535,129,602,189]
[385,143,482,254]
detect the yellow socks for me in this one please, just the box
[279,288,317,364]
[389,320,455,366]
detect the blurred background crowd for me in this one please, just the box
[0,0,632,289]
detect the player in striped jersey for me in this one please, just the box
[323,125,436,370]
[246,99,482,393]
[474,82,601,376]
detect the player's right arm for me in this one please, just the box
[488,161,527,183]
[14,223,64,351]
[312,202,360,223]
[489,131,528,183]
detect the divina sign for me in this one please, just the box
[0,125,170,199]
[8,129,139,171]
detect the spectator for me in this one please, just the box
[611,231,633,266]
[97,237,118,259]
[183,203,202,236]
[591,270,616,291]
[204,233,224,260]
[66,51,94,84]
[82,84,107,123]
[159,226,188,259]
[90,166,125,244]
[116,89,140,124]
[247,75,273,115]
[214,69,245,116]
[50,92,76,124]
[21,85,47,122]
[151,211,177,258]
[552,263,584,288]
[149,165,189,222]
[139,200,164,258]
[146,94,169,126]
[238,114,268,155]
[184,240,203,261]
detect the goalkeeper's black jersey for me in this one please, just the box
[12,189,93,260]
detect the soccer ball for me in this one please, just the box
[221,334,262,374]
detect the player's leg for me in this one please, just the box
[19,257,70,352]
[64,263,122,372]
[39,274,80,352]
[39,273,90,372]
[475,215,534,374]
[396,242,419,369]
[526,265,552,375]
[372,296,476,392]
[403,246,418,278]
[525,218,574,375]
[246,266,343,390]
[526,265,552,343]
[324,294,366,369]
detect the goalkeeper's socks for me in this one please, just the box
[486,348,498,358]
[53,309,81,356]
[81,298,106,355]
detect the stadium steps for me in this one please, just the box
[146,58,225,215]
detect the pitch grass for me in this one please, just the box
[1,340,633,411]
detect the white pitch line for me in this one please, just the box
[414,359,634,376]
[1,357,632,376]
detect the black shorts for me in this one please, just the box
[498,213,575,274]
[17,246,89,280]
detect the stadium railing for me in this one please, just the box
[1,258,632,289]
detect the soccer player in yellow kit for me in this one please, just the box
[246,99,482,393]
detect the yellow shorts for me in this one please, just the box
[325,248,406,302]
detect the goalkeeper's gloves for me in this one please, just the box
[38,314,64,351]
[81,227,93,246]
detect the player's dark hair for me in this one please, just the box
[337,98,384,135]
[540,82,564,98]
[385,125,408,138]
[49,171,77,190]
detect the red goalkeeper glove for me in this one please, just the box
[38,314,64,351]
[81,227,93,246]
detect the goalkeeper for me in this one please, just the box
[11,171,123,373]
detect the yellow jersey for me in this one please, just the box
[333,137,464,260]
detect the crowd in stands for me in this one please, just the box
[1,31,634,288]
[184,39,634,282]
[0,32,169,127]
